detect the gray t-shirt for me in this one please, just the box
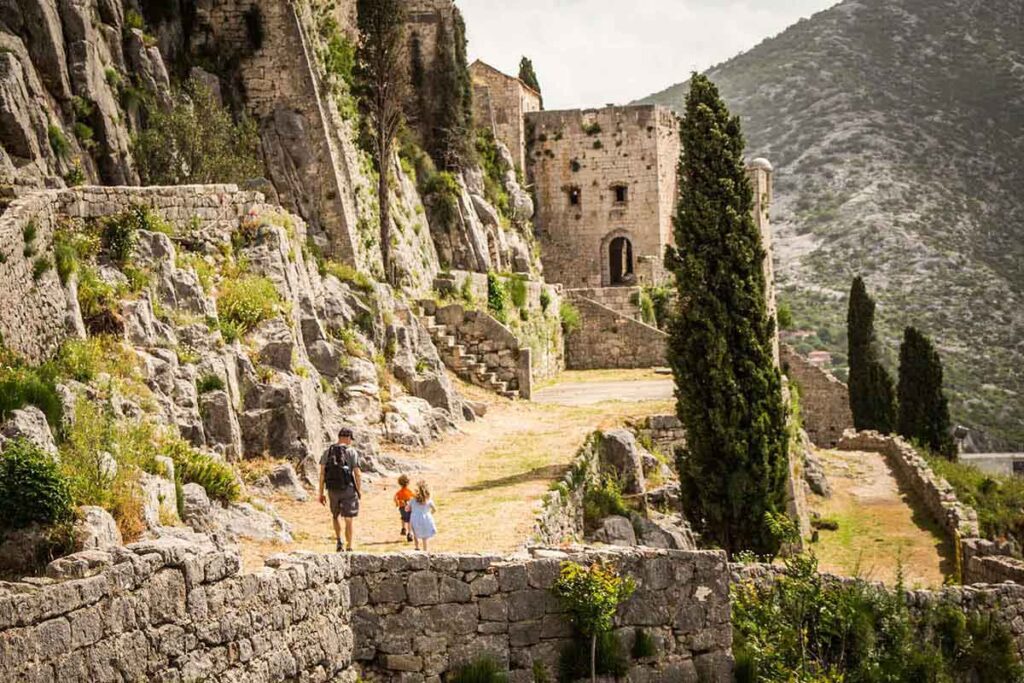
[320,444,360,470]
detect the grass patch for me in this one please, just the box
[321,259,374,293]
[583,476,630,528]
[216,275,284,335]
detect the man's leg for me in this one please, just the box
[332,513,341,541]
[344,516,354,549]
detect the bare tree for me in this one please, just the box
[355,0,407,284]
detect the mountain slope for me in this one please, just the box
[640,0,1024,449]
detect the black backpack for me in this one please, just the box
[324,445,356,490]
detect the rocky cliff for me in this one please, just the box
[640,0,1024,449]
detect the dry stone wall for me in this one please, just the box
[0,540,733,683]
[565,293,667,370]
[0,185,262,364]
[781,344,853,447]
[632,414,686,456]
[532,433,602,546]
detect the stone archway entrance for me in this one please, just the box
[609,236,634,285]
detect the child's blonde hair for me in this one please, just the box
[415,480,431,504]
[398,473,410,487]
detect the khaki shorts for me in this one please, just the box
[329,488,360,518]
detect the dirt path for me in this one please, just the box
[809,448,954,588]
[240,370,673,572]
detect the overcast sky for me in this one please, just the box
[459,0,840,110]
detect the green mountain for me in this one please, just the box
[639,0,1024,450]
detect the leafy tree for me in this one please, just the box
[847,276,897,432]
[428,8,473,170]
[552,561,635,683]
[666,73,789,556]
[898,326,956,457]
[518,56,542,107]
[132,79,264,185]
[355,0,408,284]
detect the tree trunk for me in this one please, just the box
[378,137,392,285]
[590,633,597,683]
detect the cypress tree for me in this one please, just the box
[667,74,790,556]
[428,9,472,170]
[898,327,956,457]
[518,56,542,108]
[847,276,897,432]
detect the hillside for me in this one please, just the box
[640,0,1024,449]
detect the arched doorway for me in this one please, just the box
[609,236,634,285]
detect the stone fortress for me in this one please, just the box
[471,63,778,369]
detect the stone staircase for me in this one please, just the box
[417,300,521,400]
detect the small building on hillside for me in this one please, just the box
[470,60,542,174]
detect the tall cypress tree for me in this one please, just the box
[667,74,789,556]
[518,56,542,108]
[898,327,956,458]
[428,9,472,170]
[847,276,897,432]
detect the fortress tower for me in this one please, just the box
[470,60,542,173]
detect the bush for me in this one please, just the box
[540,288,552,313]
[163,439,240,504]
[133,79,264,186]
[583,476,630,527]
[196,374,225,395]
[422,170,462,228]
[508,275,528,309]
[632,289,655,326]
[927,454,1024,547]
[475,128,511,217]
[557,632,628,682]
[76,266,121,323]
[216,275,283,334]
[32,256,52,281]
[0,439,74,530]
[487,272,508,323]
[0,364,63,431]
[732,552,1024,682]
[447,656,508,683]
[559,302,581,333]
[48,124,70,159]
[102,209,139,264]
[53,224,100,285]
[57,337,106,383]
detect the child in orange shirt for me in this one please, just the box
[394,474,415,542]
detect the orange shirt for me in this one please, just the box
[394,486,414,508]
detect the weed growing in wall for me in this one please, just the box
[559,302,581,333]
[487,272,509,324]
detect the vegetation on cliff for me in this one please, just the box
[666,74,788,556]
[847,276,897,434]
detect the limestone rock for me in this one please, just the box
[410,372,463,416]
[250,317,295,371]
[599,429,647,494]
[73,505,122,551]
[213,500,293,543]
[200,389,243,460]
[805,450,831,497]
[0,406,57,456]
[0,523,54,573]
[634,513,696,550]
[268,463,308,502]
[308,339,343,377]
[140,472,179,529]
[590,515,637,547]
[471,193,501,227]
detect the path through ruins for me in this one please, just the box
[808,448,954,588]
[240,370,674,571]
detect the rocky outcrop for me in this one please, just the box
[0,406,57,455]
[599,429,647,495]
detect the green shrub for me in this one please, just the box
[459,275,475,304]
[508,275,528,309]
[102,209,140,264]
[0,439,74,530]
[218,320,242,345]
[475,128,512,217]
[133,79,264,185]
[32,256,52,281]
[48,124,70,159]
[927,454,1024,547]
[53,224,100,285]
[0,365,63,431]
[559,301,581,333]
[23,221,37,245]
[583,476,630,527]
[64,162,86,187]
[582,122,602,136]
[216,275,283,334]
[487,272,508,323]
[447,656,508,683]
[422,171,462,228]
[73,122,95,149]
[196,374,225,394]
[631,629,656,659]
[57,337,105,383]
[632,289,655,326]
[124,9,144,31]
[539,288,552,313]
[322,260,374,293]
[732,552,1024,682]
[163,439,240,503]
[76,266,120,322]
[776,300,794,330]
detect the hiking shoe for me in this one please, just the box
[400,527,405,537]
[336,540,344,552]
[406,533,413,542]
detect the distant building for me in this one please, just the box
[470,60,541,174]
[960,453,1024,477]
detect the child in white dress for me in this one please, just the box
[406,480,437,552]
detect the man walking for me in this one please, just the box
[318,427,362,552]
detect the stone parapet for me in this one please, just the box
[565,293,667,370]
[532,433,603,546]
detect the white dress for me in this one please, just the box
[409,498,437,540]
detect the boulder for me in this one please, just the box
[200,389,243,460]
[73,505,122,551]
[805,450,831,497]
[134,229,176,269]
[239,374,325,461]
[590,516,637,547]
[0,523,54,573]
[599,429,647,494]
[140,472,179,529]
[181,482,213,531]
[411,372,463,416]
[212,501,293,543]
[250,317,295,371]
[268,463,308,502]
[634,513,696,550]
[308,339,343,377]
[0,406,57,456]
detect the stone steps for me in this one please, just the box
[416,300,519,400]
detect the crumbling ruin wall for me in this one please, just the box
[565,294,667,370]
[781,344,853,447]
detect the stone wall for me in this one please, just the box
[470,60,541,174]
[0,537,357,682]
[532,433,603,546]
[781,344,853,448]
[0,185,262,363]
[565,294,667,370]
[0,538,733,682]
[351,546,732,682]
[632,414,686,456]
[568,286,644,319]
[527,105,680,289]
